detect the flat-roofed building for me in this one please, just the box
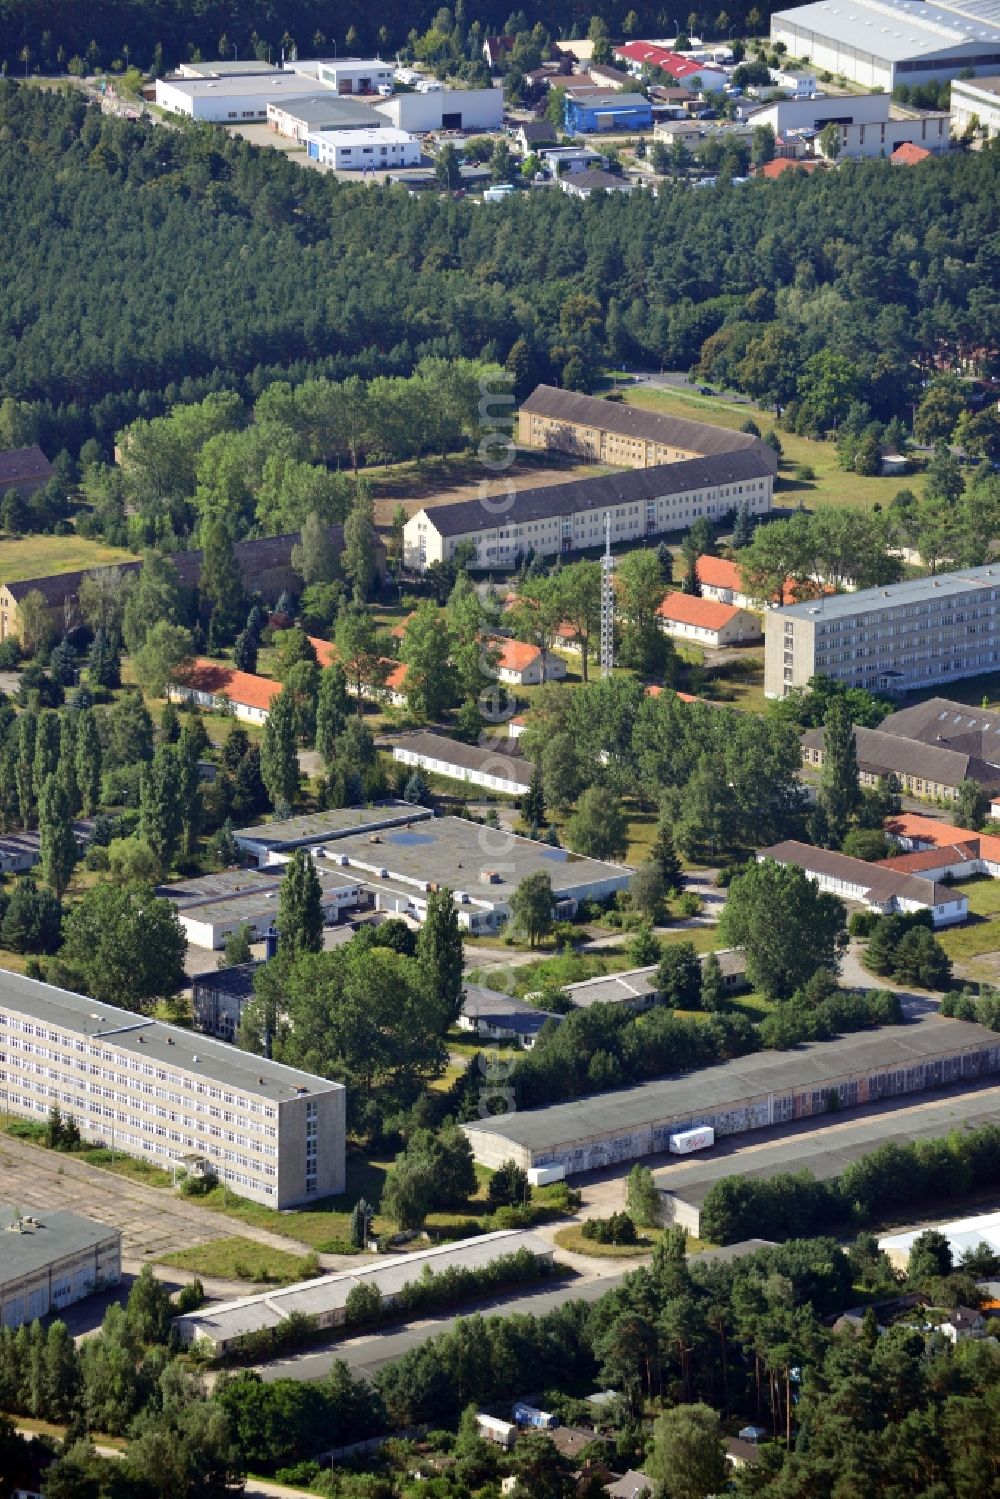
[168,871,363,950]
[462,1013,1000,1171]
[154,71,321,122]
[559,951,748,1012]
[234,802,433,864]
[0,1205,121,1329]
[404,452,774,571]
[305,126,420,169]
[950,73,1000,139]
[0,971,346,1207]
[519,385,777,470]
[765,564,1000,699]
[371,86,504,132]
[192,963,261,1043]
[770,0,1000,90]
[760,839,969,926]
[880,1206,1000,1270]
[267,94,383,141]
[175,1229,554,1354]
[287,57,395,95]
[748,90,950,157]
[313,806,632,933]
[655,1087,1000,1235]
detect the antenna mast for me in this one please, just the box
[600,514,614,677]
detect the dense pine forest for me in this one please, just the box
[0,81,998,458]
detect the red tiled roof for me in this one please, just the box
[173,659,282,714]
[885,812,1000,865]
[495,638,543,673]
[308,636,336,668]
[645,685,700,703]
[385,660,408,692]
[891,142,931,165]
[696,554,831,606]
[755,157,821,179]
[878,843,980,875]
[614,41,720,79]
[656,592,744,631]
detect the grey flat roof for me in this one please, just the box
[158,869,282,906]
[421,449,774,539]
[179,1229,551,1341]
[0,1206,119,1284]
[777,563,1000,622]
[464,1013,1000,1152]
[561,952,746,1009]
[653,1086,1000,1208]
[178,874,357,931]
[236,802,431,852]
[321,815,630,905]
[192,963,260,998]
[178,60,286,77]
[771,0,1000,59]
[0,969,343,1104]
[268,94,385,127]
[164,75,338,98]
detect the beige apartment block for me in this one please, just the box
[765,566,1000,700]
[0,971,346,1208]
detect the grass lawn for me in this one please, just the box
[937,914,1000,965]
[158,1236,322,1284]
[191,1153,395,1249]
[623,384,924,514]
[554,1224,714,1257]
[78,1149,174,1187]
[0,533,136,586]
[958,876,1000,919]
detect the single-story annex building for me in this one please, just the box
[760,840,968,926]
[656,592,762,648]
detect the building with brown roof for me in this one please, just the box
[760,839,968,927]
[801,722,1000,805]
[0,446,55,499]
[656,591,762,648]
[518,385,777,471]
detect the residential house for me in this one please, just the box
[538,145,608,174]
[493,638,567,685]
[483,35,515,69]
[168,660,281,725]
[0,446,55,498]
[588,63,638,90]
[891,140,932,163]
[753,156,823,179]
[559,168,634,197]
[458,985,562,1048]
[759,840,969,927]
[605,1472,651,1498]
[515,120,559,153]
[940,1306,988,1342]
[564,91,653,132]
[656,591,762,648]
[695,553,820,610]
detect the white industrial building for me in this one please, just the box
[305,127,421,169]
[266,94,383,141]
[286,57,395,95]
[372,86,504,133]
[880,1208,1000,1270]
[770,0,1000,91]
[1,1206,121,1329]
[0,970,346,1208]
[175,1230,554,1355]
[950,73,1000,138]
[749,91,950,157]
[162,869,364,950]
[154,71,326,122]
[234,802,433,864]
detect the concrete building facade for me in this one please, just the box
[764,564,1000,699]
[950,74,1000,139]
[404,452,774,571]
[462,1014,1000,1172]
[0,972,346,1207]
[372,87,504,132]
[1,1206,121,1329]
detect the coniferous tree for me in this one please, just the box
[200,516,244,648]
[342,481,378,600]
[277,848,324,957]
[315,662,349,769]
[260,689,300,810]
[650,819,683,892]
[416,887,465,1028]
[176,724,203,856]
[819,696,860,842]
[159,700,180,744]
[139,744,183,871]
[232,628,258,675]
[700,949,725,1012]
[74,709,102,816]
[522,764,546,827]
[87,627,120,689]
[39,774,77,898]
[57,713,80,815]
[33,711,60,800]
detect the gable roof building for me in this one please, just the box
[801,721,1000,803]
[404,449,774,571]
[559,168,635,197]
[519,385,777,470]
[657,591,763,647]
[760,839,968,926]
[168,660,282,724]
[0,445,55,497]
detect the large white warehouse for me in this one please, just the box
[771,0,1000,90]
[372,86,504,132]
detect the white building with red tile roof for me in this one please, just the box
[656,592,762,648]
[168,660,282,724]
